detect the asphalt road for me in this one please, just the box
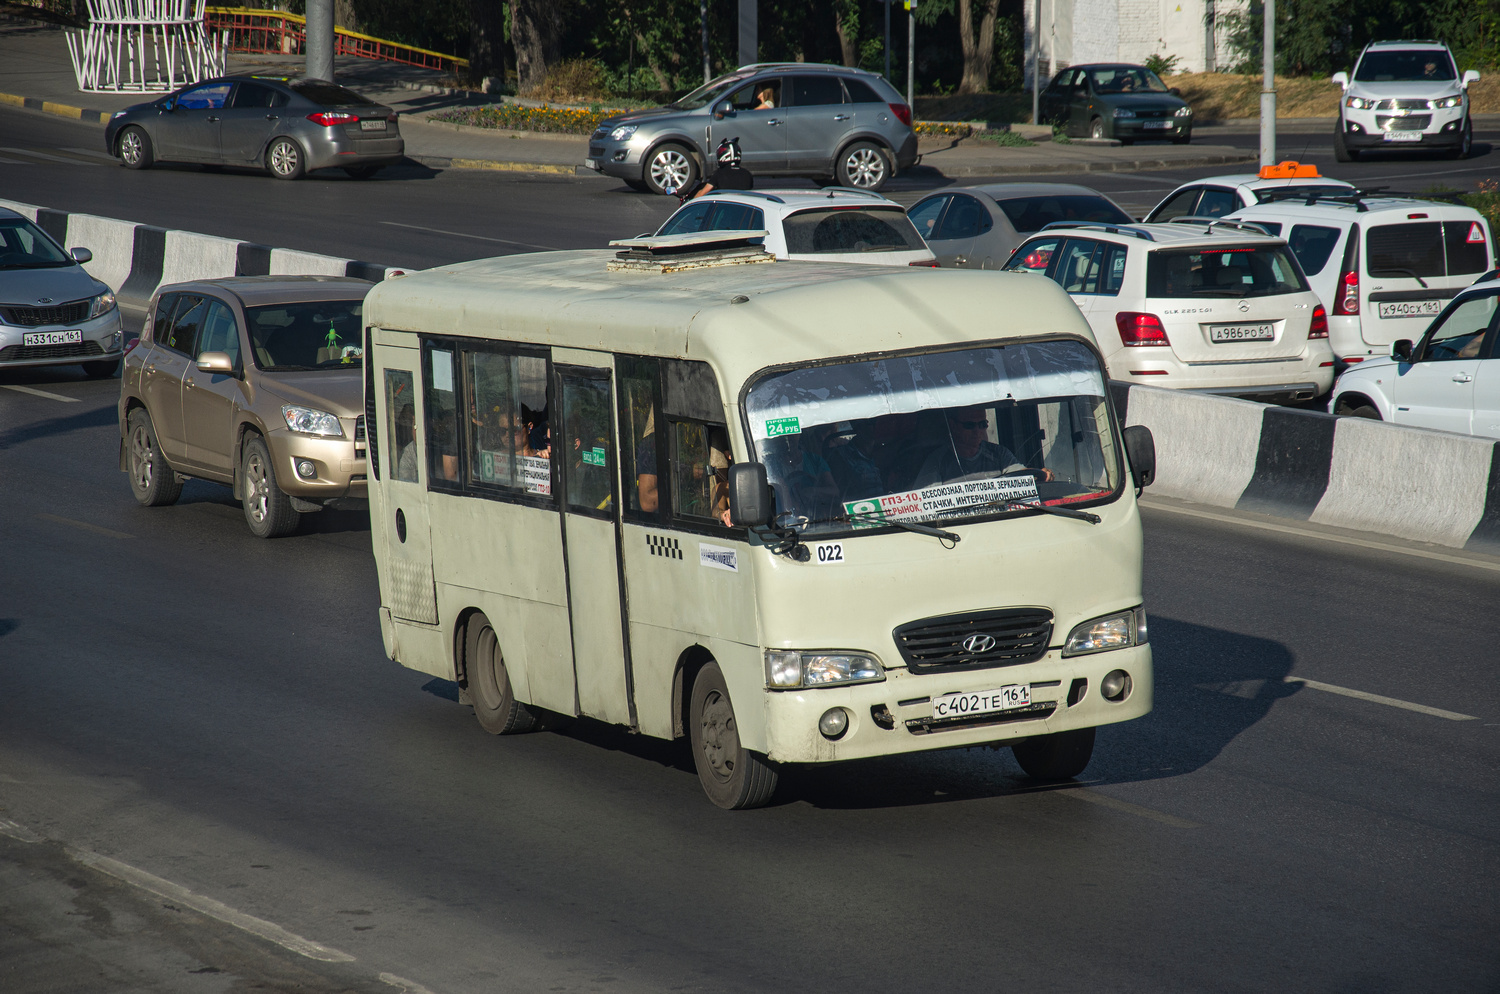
[1,367,1497,993]
[1,106,1496,277]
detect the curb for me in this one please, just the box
[410,155,595,176]
[920,150,1257,177]
[0,91,112,125]
[1112,382,1500,554]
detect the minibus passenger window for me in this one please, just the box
[426,348,460,483]
[464,351,552,497]
[672,421,733,526]
[561,376,614,514]
[385,369,418,482]
[617,356,663,517]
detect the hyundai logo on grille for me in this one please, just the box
[962,633,997,654]
[37,297,52,304]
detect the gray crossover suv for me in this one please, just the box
[586,63,918,194]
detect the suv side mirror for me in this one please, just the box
[1391,339,1415,363]
[1331,71,1349,89]
[714,100,733,120]
[1123,425,1156,490]
[1169,87,1183,97]
[69,247,92,263]
[728,462,772,527]
[196,351,236,375]
[1463,69,1481,88]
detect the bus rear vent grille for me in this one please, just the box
[606,230,775,273]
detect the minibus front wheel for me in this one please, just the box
[1012,726,1095,782]
[689,662,778,810]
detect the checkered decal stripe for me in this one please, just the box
[646,534,683,559]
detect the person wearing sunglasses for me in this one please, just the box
[912,405,1054,488]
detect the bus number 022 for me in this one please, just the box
[813,542,845,565]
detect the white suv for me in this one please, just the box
[1225,193,1493,365]
[1332,40,1480,161]
[1002,218,1335,402]
[651,188,935,266]
[1330,274,1500,437]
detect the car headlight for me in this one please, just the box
[1112,107,1136,118]
[281,405,344,437]
[609,124,638,141]
[1346,96,1374,110]
[1062,608,1147,656]
[764,650,884,689]
[89,290,116,317]
[1174,105,1192,117]
[112,110,127,119]
[1433,95,1463,109]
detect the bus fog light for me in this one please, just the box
[296,459,317,479]
[1101,670,1132,702]
[819,708,849,740]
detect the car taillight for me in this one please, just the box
[123,336,140,355]
[908,259,939,267]
[307,111,358,126]
[1332,270,1359,315]
[1309,304,1329,339]
[889,102,913,127]
[1116,312,1169,346]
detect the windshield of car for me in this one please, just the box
[0,218,72,269]
[1088,67,1169,93]
[245,299,366,370]
[291,81,376,106]
[743,341,1120,536]
[1146,245,1309,298]
[782,207,926,254]
[670,72,754,110]
[997,195,1134,233]
[1354,50,1456,82]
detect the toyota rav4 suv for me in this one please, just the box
[1332,40,1480,161]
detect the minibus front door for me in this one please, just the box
[556,363,634,727]
[373,343,438,627]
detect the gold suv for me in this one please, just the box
[117,276,371,537]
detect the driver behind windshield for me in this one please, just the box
[912,406,1054,488]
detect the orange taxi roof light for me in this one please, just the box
[1258,160,1321,179]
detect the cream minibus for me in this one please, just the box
[362,234,1157,809]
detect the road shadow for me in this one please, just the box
[0,619,17,640]
[0,402,116,450]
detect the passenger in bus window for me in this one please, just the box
[707,427,733,526]
[634,413,660,512]
[395,403,418,481]
[429,394,460,481]
[522,404,551,458]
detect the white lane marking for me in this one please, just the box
[379,973,442,994]
[1140,499,1500,574]
[0,146,96,165]
[1284,675,1479,722]
[379,220,555,251]
[61,146,119,161]
[0,818,44,843]
[0,384,80,402]
[37,512,133,539]
[0,154,31,164]
[1054,786,1202,828]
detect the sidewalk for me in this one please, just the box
[0,15,1256,178]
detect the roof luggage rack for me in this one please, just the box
[606,230,775,273]
[1168,216,1277,236]
[1039,221,1155,241]
[1256,187,1463,212]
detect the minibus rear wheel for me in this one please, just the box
[466,614,537,735]
[689,662,778,810]
[1012,726,1095,782]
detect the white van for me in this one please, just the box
[361,236,1157,808]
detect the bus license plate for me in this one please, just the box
[933,684,1030,719]
[1209,322,1274,343]
[23,329,82,346]
[360,119,387,131]
[1383,131,1422,142]
[1377,299,1444,318]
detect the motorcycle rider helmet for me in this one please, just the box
[716,137,742,167]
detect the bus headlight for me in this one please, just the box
[1062,608,1146,656]
[764,650,884,688]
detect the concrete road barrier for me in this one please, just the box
[0,199,402,316]
[1114,382,1500,554]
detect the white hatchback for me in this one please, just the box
[652,188,936,266]
[1226,194,1493,365]
[1003,218,1335,401]
[1331,275,1500,437]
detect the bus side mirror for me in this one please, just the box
[728,462,771,527]
[1392,339,1414,363]
[1123,425,1156,490]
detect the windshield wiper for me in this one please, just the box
[1369,267,1429,289]
[779,509,961,544]
[936,494,1103,524]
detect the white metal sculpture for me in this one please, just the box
[67,0,227,93]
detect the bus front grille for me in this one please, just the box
[893,608,1053,673]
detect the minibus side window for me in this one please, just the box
[425,346,461,485]
[671,419,733,527]
[462,348,553,500]
[385,368,418,482]
[617,355,664,520]
[560,373,615,516]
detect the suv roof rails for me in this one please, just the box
[703,190,787,204]
[606,230,774,273]
[813,186,888,199]
[1256,187,1464,212]
[1039,221,1155,241]
[1168,216,1276,237]
[735,62,854,73]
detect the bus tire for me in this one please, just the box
[1012,726,1095,781]
[467,615,538,735]
[689,661,777,809]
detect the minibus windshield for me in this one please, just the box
[744,340,1120,535]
